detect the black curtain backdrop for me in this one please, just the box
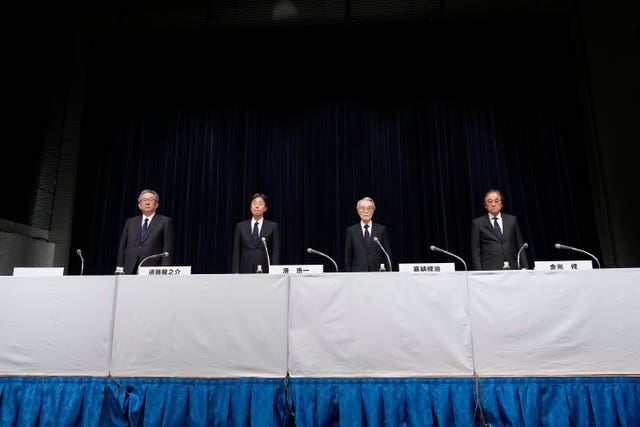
[70,19,601,274]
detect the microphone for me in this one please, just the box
[137,251,169,274]
[307,247,338,272]
[261,237,271,271]
[554,243,601,269]
[373,236,392,272]
[76,249,84,275]
[429,245,467,271]
[517,243,528,270]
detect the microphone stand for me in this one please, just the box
[517,243,528,270]
[76,249,84,275]
[429,245,467,271]
[555,243,601,269]
[261,237,271,271]
[307,248,338,272]
[373,237,392,272]
[137,252,169,275]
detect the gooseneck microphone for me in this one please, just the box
[554,243,601,269]
[430,245,468,271]
[517,243,529,270]
[137,252,169,274]
[76,249,84,275]
[373,236,392,272]
[307,247,338,272]
[261,237,271,270]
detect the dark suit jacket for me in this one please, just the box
[117,214,175,274]
[471,213,528,270]
[232,219,280,273]
[344,222,391,272]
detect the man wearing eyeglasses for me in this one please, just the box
[116,189,175,274]
[471,189,528,270]
[344,197,392,272]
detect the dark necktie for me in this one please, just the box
[364,224,371,244]
[141,218,149,239]
[493,217,503,239]
[252,221,259,242]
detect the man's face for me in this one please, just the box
[357,200,375,223]
[484,192,503,217]
[138,192,159,216]
[250,197,268,219]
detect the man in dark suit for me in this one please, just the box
[232,193,280,273]
[471,189,529,270]
[116,189,175,274]
[344,197,392,272]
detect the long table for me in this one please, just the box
[1,270,639,425]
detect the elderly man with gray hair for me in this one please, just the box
[116,189,175,274]
[344,196,392,272]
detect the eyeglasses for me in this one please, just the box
[358,206,375,212]
[140,198,157,203]
[485,199,502,205]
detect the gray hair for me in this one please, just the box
[138,189,159,202]
[483,189,503,205]
[356,197,376,210]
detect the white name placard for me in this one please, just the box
[13,267,64,277]
[534,260,593,271]
[398,263,456,273]
[269,265,324,275]
[137,266,192,276]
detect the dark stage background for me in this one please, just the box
[70,19,601,274]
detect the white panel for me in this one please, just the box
[398,263,455,273]
[110,274,288,377]
[534,260,593,270]
[469,269,640,375]
[269,265,323,274]
[288,272,474,377]
[12,267,64,276]
[137,266,192,275]
[0,276,115,375]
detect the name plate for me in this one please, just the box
[13,267,64,277]
[534,260,593,271]
[137,266,192,276]
[269,265,324,275]
[398,263,456,273]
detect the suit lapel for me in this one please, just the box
[260,221,271,241]
[349,224,364,249]
[370,226,380,244]
[257,220,271,249]
[501,215,510,241]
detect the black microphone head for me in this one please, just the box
[554,243,561,249]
